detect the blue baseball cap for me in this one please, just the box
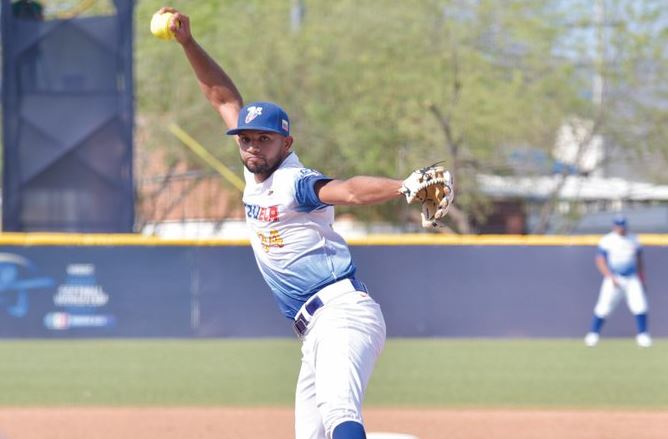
[613,215,627,227]
[226,102,290,137]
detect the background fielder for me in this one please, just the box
[162,7,452,439]
[585,216,652,348]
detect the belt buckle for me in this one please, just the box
[293,313,308,338]
[293,295,325,338]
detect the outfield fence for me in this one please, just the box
[0,233,666,338]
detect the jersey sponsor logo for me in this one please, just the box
[245,106,263,123]
[257,230,285,253]
[245,203,279,222]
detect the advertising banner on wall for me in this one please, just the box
[0,242,666,338]
[0,247,194,337]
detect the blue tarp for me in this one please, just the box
[1,0,135,232]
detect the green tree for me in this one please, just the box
[134,0,668,233]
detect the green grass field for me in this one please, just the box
[0,339,666,408]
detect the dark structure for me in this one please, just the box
[1,0,135,232]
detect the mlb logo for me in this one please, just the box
[282,119,289,132]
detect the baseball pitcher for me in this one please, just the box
[159,7,453,439]
[584,216,652,348]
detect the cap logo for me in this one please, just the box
[245,106,263,124]
[282,119,289,132]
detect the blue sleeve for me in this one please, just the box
[294,169,333,212]
[597,247,607,257]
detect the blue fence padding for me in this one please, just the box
[0,244,665,338]
[1,3,135,232]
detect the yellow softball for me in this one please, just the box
[150,11,178,40]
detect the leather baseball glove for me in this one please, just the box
[400,164,454,228]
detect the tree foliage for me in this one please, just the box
[134,0,668,231]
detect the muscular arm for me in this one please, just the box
[180,39,243,129]
[315,176,404,206]
[165,8,243,130]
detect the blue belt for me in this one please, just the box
[293,278,368,338]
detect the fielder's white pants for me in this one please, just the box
[593,274,648,317]
[294,289,386,439]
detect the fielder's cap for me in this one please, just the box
[613,215,627,227]
[226,101,290,137]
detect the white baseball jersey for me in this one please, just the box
[242,151,356,319]
[597,232,641,276]
[243,151,386,438]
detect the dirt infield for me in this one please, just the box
[0,408,667,439]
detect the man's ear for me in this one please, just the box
[283,136,294,151]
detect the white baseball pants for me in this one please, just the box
[294,288,386,439]
[593,274,648,317]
